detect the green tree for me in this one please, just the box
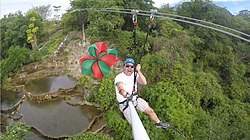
[237,10,250,20]
[25,10,44,49]
[210,101,250,139]
[194,72,226,111]
[26,16,39,48]
[228,63,249,101]
[31,5,52,21]
[154,18,186,39]
[0,12,29,58]
[140,52,169,84]
[234,13,250,34]
[68,0,124,39]
[0,46,30,85]
[0,122,31,140]
[157,3,175,13]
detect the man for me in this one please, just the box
[114,58,170,128]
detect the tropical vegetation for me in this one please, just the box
[1,0,249,139]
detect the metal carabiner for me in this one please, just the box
[131,9,139,23]
[149,9,157,22]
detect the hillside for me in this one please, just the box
[1,0,249,140]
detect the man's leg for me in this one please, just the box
[144,106,160,123]
[136,98,170,128]
[119,104,132,124]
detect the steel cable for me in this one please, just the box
[69,8,250,43]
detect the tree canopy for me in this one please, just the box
[1,0,249,139]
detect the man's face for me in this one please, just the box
[124,62,134,76]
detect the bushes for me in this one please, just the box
[0,122,31,140]
[66,132,113,140]
[95,71,117,110]
[104,110,132,140]
[141,52,170,84]
[142,81,195,139]
[0,46,30,85]
[110,29,153,60]
[210,101,250,139]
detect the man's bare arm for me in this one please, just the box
[116,82,128,98]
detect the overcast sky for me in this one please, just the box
[1,0,249,19]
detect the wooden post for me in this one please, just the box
[82,22,86,43]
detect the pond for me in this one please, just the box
[1,75,102,139]
[25,75,77,95]
[19,99,100,138]
[1,89,24,110]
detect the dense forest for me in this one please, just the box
[1,0,250,139]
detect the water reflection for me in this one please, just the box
[25,75,76,95]
[1,75,102,138]
[19,99,90,138]
[1,89,24,110]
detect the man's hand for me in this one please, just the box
[119,89,128,98]
[136,64,147,85]
[136,64,141,71]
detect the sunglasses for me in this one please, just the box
[125,65,134,68]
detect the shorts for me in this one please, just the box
[119,97,149,124]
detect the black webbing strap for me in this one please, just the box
[133,9,156,97]
[119,93,139,111]
[138,9,157,64]
[131,9,139,99]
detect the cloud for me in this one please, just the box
[213,0,246,1]
[154,0,180,6]
[1,0,70,18]
[154,0,248,8]
[1,0,248,19]
[155,0,247,4]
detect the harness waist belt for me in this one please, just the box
[119,94,139,112]
[119,95,138,104]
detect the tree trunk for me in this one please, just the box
[82,22,86,43]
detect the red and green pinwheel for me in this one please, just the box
[79,42,118,78]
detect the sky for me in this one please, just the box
[1,0,249,19]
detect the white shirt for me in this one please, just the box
[114,72,139,102]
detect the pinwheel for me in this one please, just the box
[79,42,118,78]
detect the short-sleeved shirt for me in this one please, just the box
[114,72,139,102]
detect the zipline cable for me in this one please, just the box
[70,8,250,43]
[138,13,250,43]
[71,8,249,37]
[138,9,250,38]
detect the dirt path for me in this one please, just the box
[62,31,90,79]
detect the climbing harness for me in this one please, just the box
[119,93,139,111]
